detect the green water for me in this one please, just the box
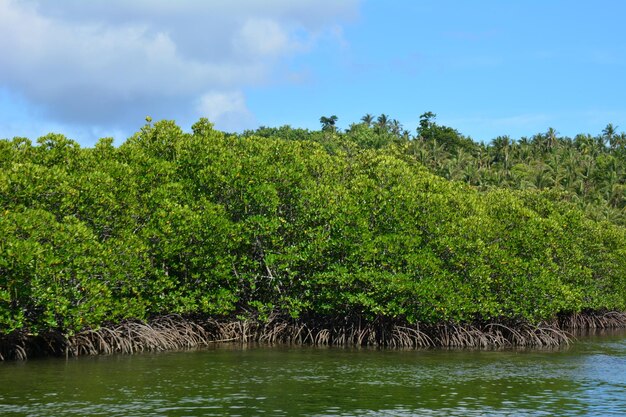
[1,331,625,416]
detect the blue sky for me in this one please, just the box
[1,0,625,146]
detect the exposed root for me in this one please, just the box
[65,315,211,357]
[197,310,616,349]
[2,310,625,360]
[560,311,626,329]
[0,333,26,361]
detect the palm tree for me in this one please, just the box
[490,135,512,168]
[560,147,581,190]
[578,154,595,197]
[574,134,594,155]
[447,148,472,181]
[548,151,568,189]
[614,133,626,151]
[531,128,558,153]
[361,113,374,127]
[390,119,403,136]
[546,127,558,151]
[515,137,533,162]
[376,114,390,133]
[602,123,619,149]
[320,115,338,132]
[531,160,555,189]
[429,138,447,172]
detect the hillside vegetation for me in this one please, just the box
[1,114,625,355]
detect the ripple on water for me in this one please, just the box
[0,335,625,416]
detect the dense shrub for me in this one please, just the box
[1,118,625,337]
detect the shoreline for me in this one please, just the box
[2,311,626,361]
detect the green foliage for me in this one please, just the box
[417,112,475,152]
[1,115,626,338]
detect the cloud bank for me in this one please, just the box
[0,0,357,140]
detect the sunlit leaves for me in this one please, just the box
[1,117,626,338]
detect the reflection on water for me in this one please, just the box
[1,329,625,416]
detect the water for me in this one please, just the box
[1,330,625,416]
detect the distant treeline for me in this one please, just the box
[1,114,625,345]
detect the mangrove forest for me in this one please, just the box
[1,113,626,359]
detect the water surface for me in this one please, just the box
[1,330,625,416]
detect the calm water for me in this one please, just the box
[1,330,625,416]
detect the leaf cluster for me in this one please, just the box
[1,117,625,336]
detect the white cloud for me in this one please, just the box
[234,18,293,58]
[0,0,359,141]
[196,91,254,131]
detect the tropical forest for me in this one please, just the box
[1,112,626,359]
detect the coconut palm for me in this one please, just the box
[375,114,390,134]
[603,123,618,149]
[320,115,338,132]
[490,135,512,168]
[390,119,403,136]
[361,113,374,127]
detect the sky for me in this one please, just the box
[1,0,625,146]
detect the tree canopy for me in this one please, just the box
[1,115,625,339]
